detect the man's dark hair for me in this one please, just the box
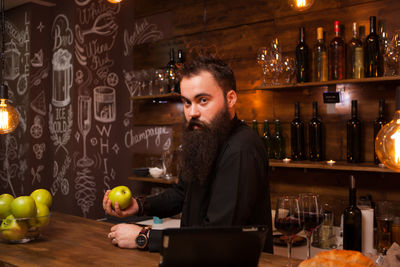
[179,56,236,93]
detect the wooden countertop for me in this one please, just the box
[0,212,301,266]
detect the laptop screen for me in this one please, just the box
[159,225,268,267]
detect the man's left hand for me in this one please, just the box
[107,223,143,249]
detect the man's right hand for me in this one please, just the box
[102,190,138,218]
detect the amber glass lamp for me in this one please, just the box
[0,0,19,134]
[288,0,315,11]
[375,87,400,171]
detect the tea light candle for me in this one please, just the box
[326,160,336,166]
[378,163,385,168]
[282,158,291,163]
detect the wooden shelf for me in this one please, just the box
[269,159,397,173]
[131,93,181,102]
[255,76,400,91]
[128,175,178,184]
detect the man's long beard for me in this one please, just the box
[180,107,233,184]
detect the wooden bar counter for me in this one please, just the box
[0,212,301,267]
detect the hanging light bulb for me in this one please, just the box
[288,0,315,11]
[375,87,400,171]
[107,0,122,3]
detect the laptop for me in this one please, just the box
[159,225,268,267]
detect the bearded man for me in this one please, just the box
[103,56,273,253]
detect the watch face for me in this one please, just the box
[136,234,147,248]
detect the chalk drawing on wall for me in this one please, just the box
[74,0,91,7]
[93,86,116,123]
[31,165,44,185]
[52,49,73,107]
[123,70,140,124]
[0,135,19,196]
[30,63,49,87]
[75,12,117,44]
[30,115,44,139]
[53,161,58,177]
[49,105,73,154]
[31,49,43,67]
[33,143,46,160]
[75,69,84,84]
[123,19,163,56]
[17,74,28,96]
[4,40,21,80]
[77,95,94,168]
[106,72,118,87]
[75,168,96,217]
[37,22,45,32]
[112,143,119,155]
[30,91,47,116]
[50,155,71,196]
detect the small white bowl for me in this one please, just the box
[149,167,164,178]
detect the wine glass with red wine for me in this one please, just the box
[299,193,323,259]
[275,196,303,267]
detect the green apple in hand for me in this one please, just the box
[108,186,133,210]
[30,189,52,208]
[0,194,14,219]
[11,196,37,218]
[0,214,28,241]
[29,202,50,228]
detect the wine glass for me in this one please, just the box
[77,95,94,168]
[299,193,323,259]
[256,47,271,87]
[275,196,303,266]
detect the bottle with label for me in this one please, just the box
[296,27,309,83]
[166,48,177,93]
[374,99,387,164]
[291,102,306,160]
[309,102,323,161]
[365,16,383,77]
[252,120,259,136]
[329,21,346,80]
[347,100,362,163]
[274,120,285,159]
[313,27,328,82]
[343,175,362,252]
[349,22,364,79]
[263,120,274,159]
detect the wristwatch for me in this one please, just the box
[136,226,151,250]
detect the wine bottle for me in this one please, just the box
[309,102,323,161]
[274,120,285,159]
[166,48,177,93]
[329,21,346,80]
[175,49,185,93]
[263,120,274,159]
[347,100,362,163]
[374,99,387,164]
[349,22,364,79]
[291,102,306,160]
[365,16,383,77]
[313,27,328,82]
[296,27,309,82]
[343,175,362,252]
[252,120,259,136]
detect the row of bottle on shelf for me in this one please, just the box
[248,99,387,164]
[296,16,395,83]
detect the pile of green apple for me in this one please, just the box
[0,189,52,242]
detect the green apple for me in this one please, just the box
[29,202,50,228]
[108,186,133,210]
[11,196,37,219]
[0,194,14,219]
[30,188,52,208]
[0,214,28,241]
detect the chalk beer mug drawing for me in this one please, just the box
[52,49,73,107]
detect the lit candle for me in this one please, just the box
[282,158,291,163]
[378,163,385,168]
[326,160,336,166]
